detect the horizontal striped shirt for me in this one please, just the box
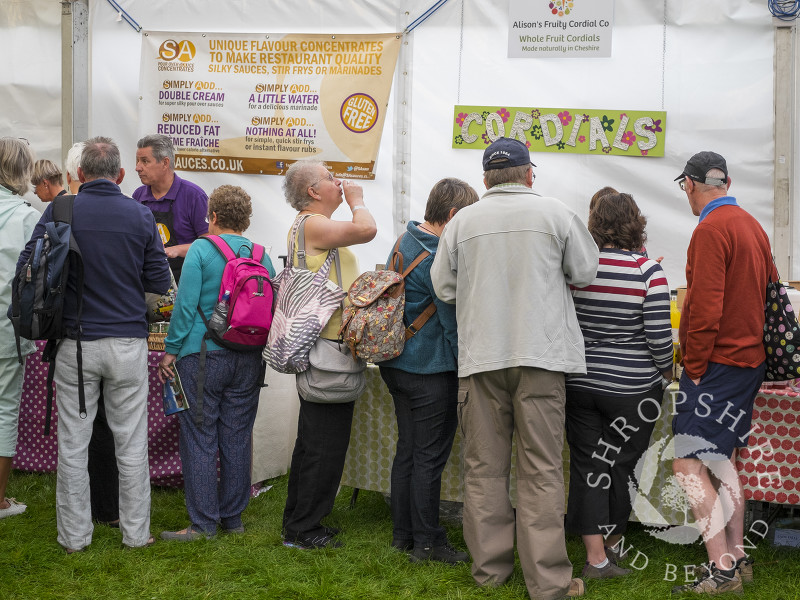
[566,248,673,395]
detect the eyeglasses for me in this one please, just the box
[310,172,334,187]
[18,137,30,146]
[678,178,687,191]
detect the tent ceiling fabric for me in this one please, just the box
[0,0,786,285]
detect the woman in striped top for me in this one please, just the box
[565,192,673,579]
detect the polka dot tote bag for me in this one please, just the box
[764,270,800,381]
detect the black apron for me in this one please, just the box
[151,199,184,283]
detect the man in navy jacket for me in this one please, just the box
[16,136,170,552]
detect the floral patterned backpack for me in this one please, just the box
[338,235,437,362]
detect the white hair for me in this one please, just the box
[64,141,86,180]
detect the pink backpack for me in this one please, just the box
[190,235,273,426]
[201,235,274,350]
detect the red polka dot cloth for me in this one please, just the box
[12,342,184,488]
[738,387,800,504]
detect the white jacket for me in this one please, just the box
[430,184,598,377]
[0,185,40,359]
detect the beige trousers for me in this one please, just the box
[460,367,572,600]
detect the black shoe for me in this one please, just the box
[323,526,340,536]
[410,542,468,564]
[283,532,342,550]
[391,538,413,552]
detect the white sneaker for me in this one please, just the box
[0,498,27,519]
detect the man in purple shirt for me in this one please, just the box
[134,134,209,282]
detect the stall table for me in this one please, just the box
[341,367,569,504]
[13,341,298,486]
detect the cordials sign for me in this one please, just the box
[140,31,401,179]
[453,105,666,157]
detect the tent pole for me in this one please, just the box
[61,0,89,166]
[773,21,794,277]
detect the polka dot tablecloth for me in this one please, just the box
[13,341,184,487]
[739,387,800,505]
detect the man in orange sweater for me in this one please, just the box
[671,152,773,595]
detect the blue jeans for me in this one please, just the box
[379,367,458,548]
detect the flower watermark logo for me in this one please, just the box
[580,388,773,582]
[628,433,742,545]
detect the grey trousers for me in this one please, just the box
[460,367,573,600]
[54,338,151,549]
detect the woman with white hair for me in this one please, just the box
[0,137,40,518]
[280,160,376,550]
[64,141,85,194]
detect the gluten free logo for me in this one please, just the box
[340,93,378,133]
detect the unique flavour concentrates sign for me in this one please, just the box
[453,105,666,157]
[139,32,402,179]
[508,0,614,58]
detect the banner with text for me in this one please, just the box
[139,31,402,179]
[508,0,614,58]
[453,106,666,157]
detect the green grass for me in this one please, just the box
[2,470,800,599]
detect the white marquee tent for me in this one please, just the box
[3,0,796,288]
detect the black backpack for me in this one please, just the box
[8,194,85,434]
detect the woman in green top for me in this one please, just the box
[158,185,275,540]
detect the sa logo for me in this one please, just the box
[158,39,196,62]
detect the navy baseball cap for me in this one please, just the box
[675,151,728,185]
[482,137,536,171]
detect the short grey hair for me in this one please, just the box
[283,160,326,211]
[80,136,122,181]
[484,163,531,188]
[0,137,34,196]
[65,142,85,180]
[694,167,728,191]
[137,134,175,169]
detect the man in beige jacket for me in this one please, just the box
[431,137,598,599]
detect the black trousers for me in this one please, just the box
[379,367,458,548]
[564,384,661,536]
[282,397,355,539]
[88,388,119,523]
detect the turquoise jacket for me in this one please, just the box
[379,221,458,374]
[164,234,275,359]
